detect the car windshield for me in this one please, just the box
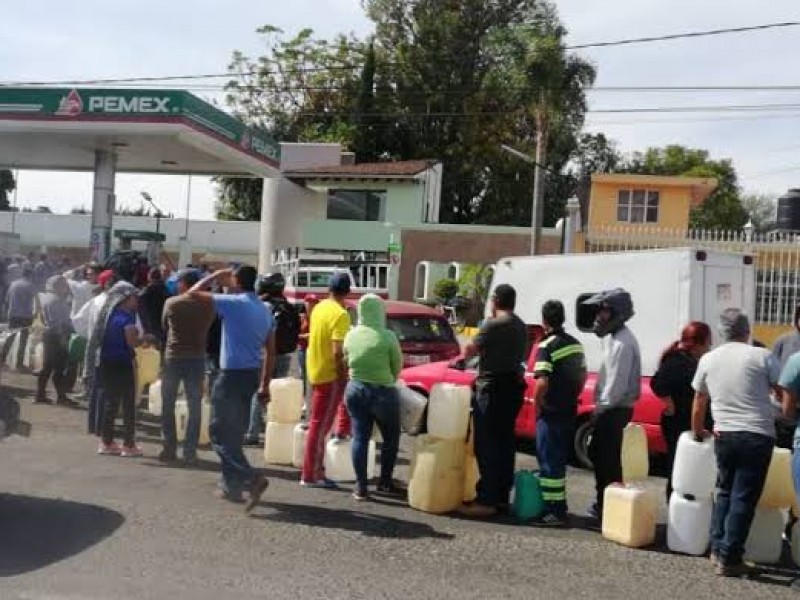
[387,316,456,343]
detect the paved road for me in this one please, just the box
[1,372,799,600]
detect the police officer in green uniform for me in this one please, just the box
[533,300,586,526]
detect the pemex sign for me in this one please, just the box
[0,87,280,165]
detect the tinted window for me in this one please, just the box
[387,316,456,343]
[576,293,599,333]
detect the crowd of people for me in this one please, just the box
[6,251,800,579]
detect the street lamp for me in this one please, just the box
[501,144,543,256]
[140,191,164,238]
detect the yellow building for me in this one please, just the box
[588,173,717,231]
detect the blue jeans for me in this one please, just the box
[245,353,292,441]
[536,416,573,517]
[161,357,206,459]
[345,380,401,492]
[711,431,774,566]
[206,355,220,393]
[210,369,261,498]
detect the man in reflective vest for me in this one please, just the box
[533,300,586,527]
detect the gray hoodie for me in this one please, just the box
[594,325,642,411]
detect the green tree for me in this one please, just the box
[620,145,748,230]
[457,264,493,325]
[433,278,459,304]
[0,170,15,211]
[219,27,366,220]
[741,193,776,232]
[223,3,596,228]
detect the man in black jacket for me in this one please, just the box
[138,268,170,346]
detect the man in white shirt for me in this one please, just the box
[67,263,101,318]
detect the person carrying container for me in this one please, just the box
[532,300,586,527]
[694,308,786,577]
[458,283,528,518]
[582,288,641,521]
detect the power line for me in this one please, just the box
[4,22,799,88]
[565,21,800,49]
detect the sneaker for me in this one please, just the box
[120,444,144,458]
[376,481,405,496]
[709,552,721,568]
[214,489,244,504]
[300,478,339,489]
[244,475,270,514]
[353,489,370,502]
[585,503,602,521]
[158,448,177,463]
[533,513,570,528]
[97,442,122,455]
[715,561,756,578]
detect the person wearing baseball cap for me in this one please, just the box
[301,272,353,488]
[459,283,528,518]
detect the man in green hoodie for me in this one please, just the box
[343,294,403,501]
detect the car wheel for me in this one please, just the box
[573,419,594,470]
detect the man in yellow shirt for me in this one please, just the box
[301,273,352,487]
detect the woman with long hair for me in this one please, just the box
[651,321,712,500]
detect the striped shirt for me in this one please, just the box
[534,330,586,418]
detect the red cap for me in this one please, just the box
[97,270,114,288]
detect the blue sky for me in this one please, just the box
[3,0,800,220]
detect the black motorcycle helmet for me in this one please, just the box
[257,272,286,297]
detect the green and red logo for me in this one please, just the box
[56,89,83,116]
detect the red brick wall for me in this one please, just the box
[398,229,561,301]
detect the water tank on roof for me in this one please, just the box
[777,189,800,231]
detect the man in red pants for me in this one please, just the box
[301,274,352,488]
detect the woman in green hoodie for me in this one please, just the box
[343,294,403,500]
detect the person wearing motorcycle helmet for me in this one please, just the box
[582,288,641,520]
[244,272,300,446]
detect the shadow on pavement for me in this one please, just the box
[0,494,124,577]
[255,501,455,540]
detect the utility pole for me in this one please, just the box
[501,143,545,255]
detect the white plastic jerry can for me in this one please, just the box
[671,431,717,499]
[267,378,304,424]
[263,422,295,466]
[324,437,377,482]
[292,423,307,469]
[175,400,211,446]
[427,383,471,440]
[667,493,712,555]
[148,380,163,417]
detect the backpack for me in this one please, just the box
[269,297,300,355]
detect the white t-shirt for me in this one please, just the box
[68,280,98,317]
[692,342,779,438]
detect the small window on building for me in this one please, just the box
[576,293,599,332]
[327,189,386,221]
[616,189,660,223]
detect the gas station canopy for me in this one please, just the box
[0,87,282,260]
[0,87,281,177]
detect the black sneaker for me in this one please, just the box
[376,481,405,496]
[533,513,570,528]
[715,561,757,578]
